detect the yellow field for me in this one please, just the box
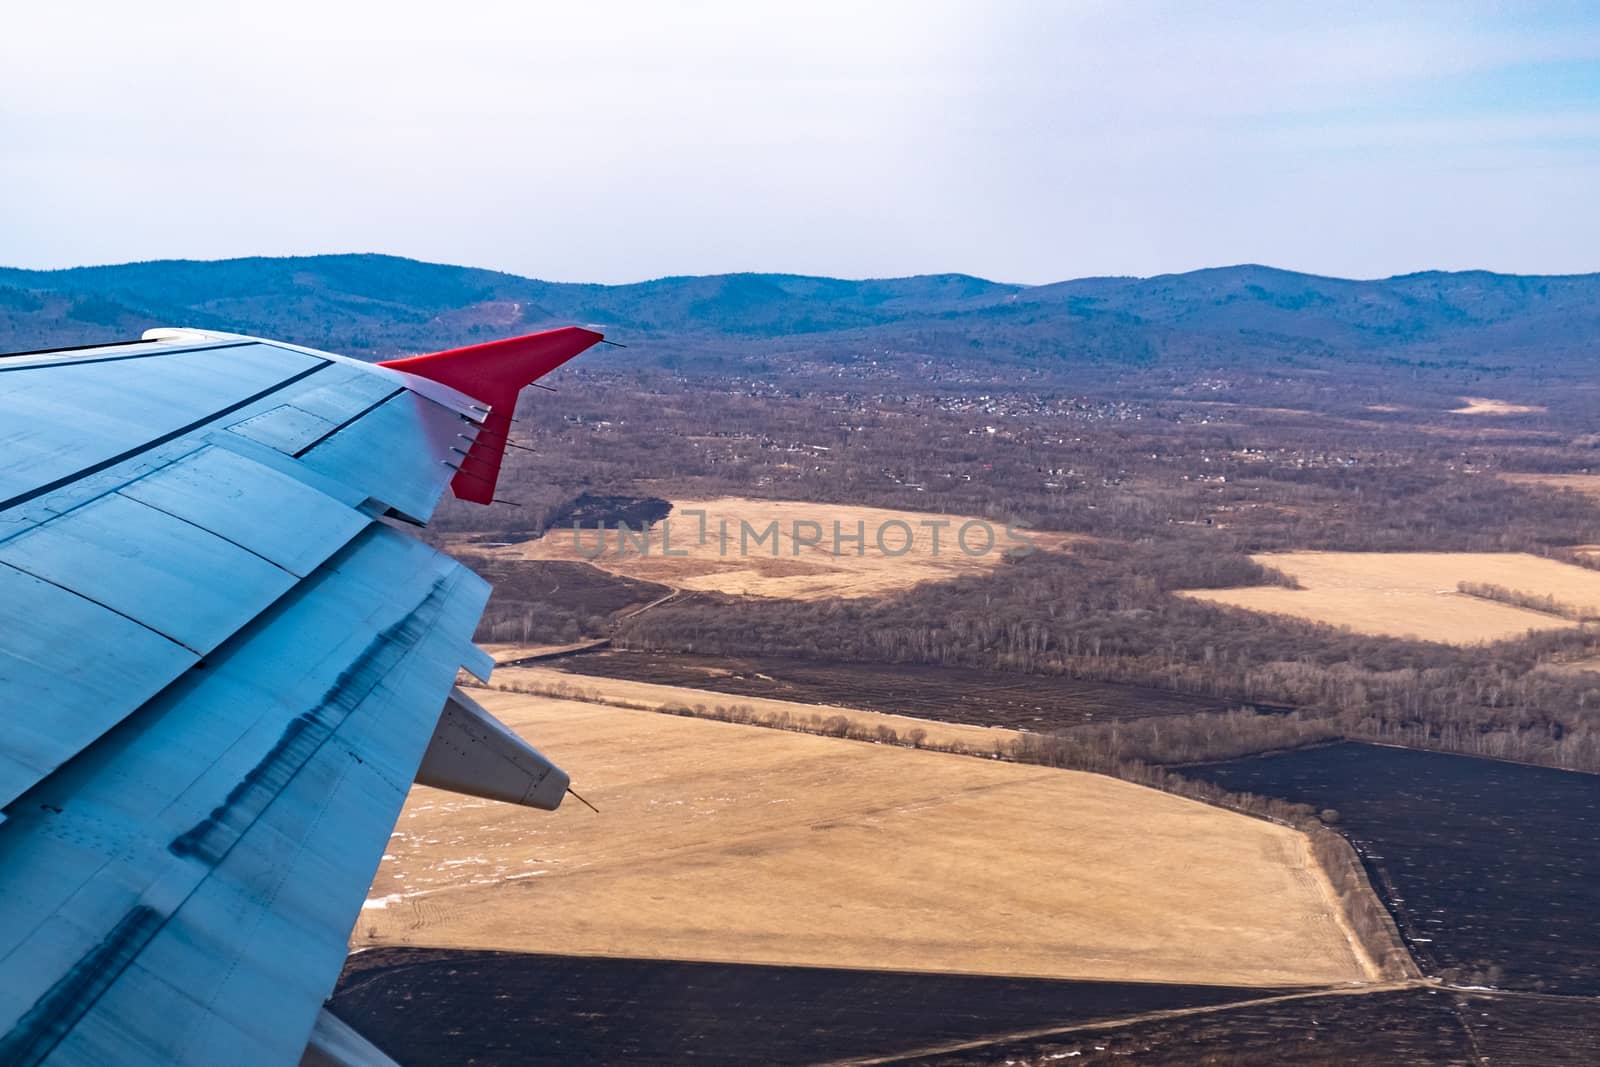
[359,691,1374,987]
[478,641,605,665]
[1449,397,1546,415]
[487,496,1076,600]
[1501,473,1600,500]
[487,664,1025,753]
[1180,551,1600,644]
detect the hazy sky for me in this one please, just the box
[3,1,1598,283]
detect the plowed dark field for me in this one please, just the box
[551,650,1228,728]
[907,987,1600,1066]
[1185,742,1600,994]
[330,949,1282,1066]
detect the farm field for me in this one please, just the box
[1185,743,1600,993]
[487,665,1025,753]
[456,556,670,647]
[910,986,1600,1067]
[330,949,1285,1067]
[357,690,1373,987]
[550,649,1230,727]
[1179,551,1600,644]
[486,496,1079,600]
[332,951,1600,1066]
[1501,472,1600,500]
[479,641,606,664]
[1449,397,1547,415]
[461,556,669,614]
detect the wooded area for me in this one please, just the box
[433,357,1600,777]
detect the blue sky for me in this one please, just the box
[2,1,1597,283]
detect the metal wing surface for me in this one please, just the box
[0,326,603,1065]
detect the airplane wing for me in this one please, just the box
[0,325,603,1066]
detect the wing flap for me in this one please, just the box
[271,367,399,426]
[296,390,473,523]
[0,491,297,651]
[0,526,490,1066]
[0,342,325,508]
[0,334,506,818]
[226,404,342,454]
[120,445,370,578]
[0,441,379,813]
[0,563,196,809]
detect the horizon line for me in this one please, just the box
[4,252,1600,290]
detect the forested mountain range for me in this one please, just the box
[2,254,1596,375]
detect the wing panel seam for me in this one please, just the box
[0,561,468,1063]
[0,359,331,513]
[110,488,365,580]
[290,387,404,458]
[0,340,255,372]
[0,558,199,655]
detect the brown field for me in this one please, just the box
[359,690,1374,987]
[1183,402,1322,419]
[1180,551,1600,644]
[484,496,1079,600]
[1449,397,1547,415]
[484,664,1027,753]
[1538,655,1600,677]
[478,641,605,665]
[1501,473,1600,500]
[549,649,1231,728]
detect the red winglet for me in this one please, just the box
[379,326,603,504]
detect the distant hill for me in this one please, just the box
[1,254,1596,375]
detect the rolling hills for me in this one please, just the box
[2,254,1596,375]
